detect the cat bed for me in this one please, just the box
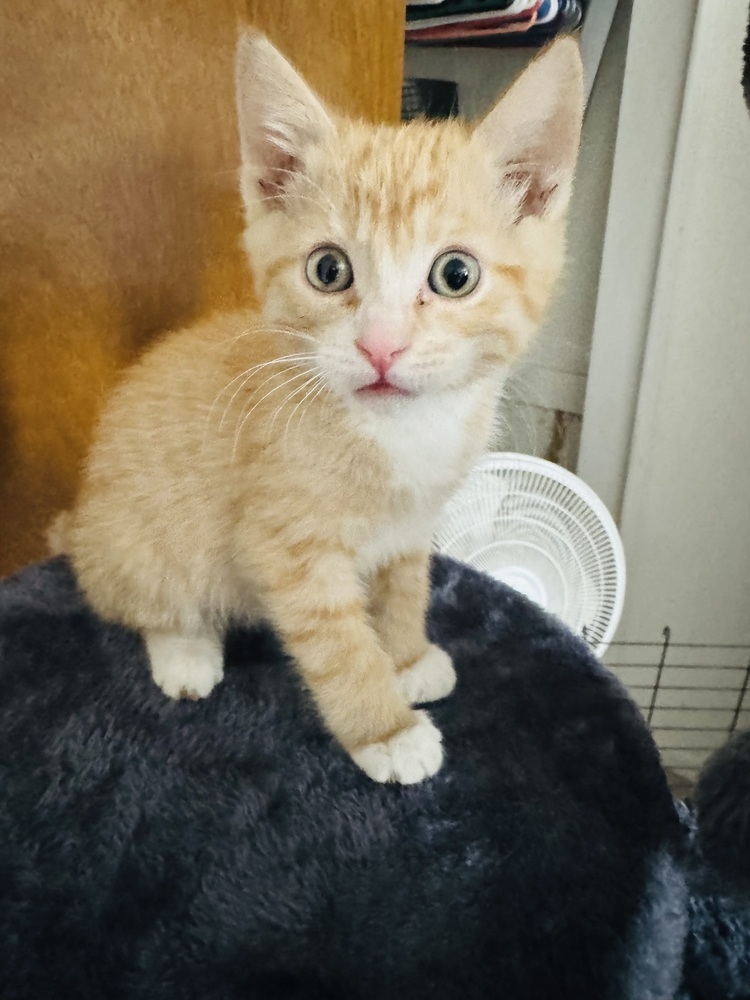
[681,731,750,1000]
[0,556,744,999]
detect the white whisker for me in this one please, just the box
[291,377,330,442]
[274,167,338,216]
[266,371,321,436]
[219,365,299,434]
[230,325,318,348]
[231,367,314,460]
[257,190,334,217]
[282,374,326,445]
[216,355,317,431]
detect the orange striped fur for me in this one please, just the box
[59,34,584,783]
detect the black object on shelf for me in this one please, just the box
[402,78,460,120]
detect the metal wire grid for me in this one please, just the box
[603,628,750,784]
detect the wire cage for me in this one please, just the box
[601,628,750,791]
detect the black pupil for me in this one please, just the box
[317,253,342,286]
[443,257,469,291]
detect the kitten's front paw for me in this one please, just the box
[144,631,224,700]
[397,645,456,705]
[351,711,443,784]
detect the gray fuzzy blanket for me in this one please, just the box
[0,556,747,999]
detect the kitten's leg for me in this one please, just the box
[143,629,224,700]
[369,551,456,706]
[253,544,442,784]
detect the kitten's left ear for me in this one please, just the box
[235,32,335,210]
[473,38,584,222]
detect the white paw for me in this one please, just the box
[351,711,443,784]
[144,631,224,700]
[397,645,456,705]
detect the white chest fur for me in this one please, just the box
[350,385,491,572]
[363,385,483,497]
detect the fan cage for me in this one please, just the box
[433,453,625,655]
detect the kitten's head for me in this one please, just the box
[235,33,583,407]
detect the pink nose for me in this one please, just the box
[355,336,407,378]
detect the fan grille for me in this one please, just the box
[433,454,626,654]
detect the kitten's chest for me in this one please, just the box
[365,387,487,499]
[348,388,491,568]
[376,416,465,501]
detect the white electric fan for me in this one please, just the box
[432,453,626,655]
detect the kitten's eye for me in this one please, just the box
[428,252,480,298]
[306,246,354,293]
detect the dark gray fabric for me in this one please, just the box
[679,733,750,999]
[621,851,688,1000]
[0,555,716,999]
[695,730,750,890]
[744,3,750,109]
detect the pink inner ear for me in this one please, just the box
[258,149,301,204]
[505,166,558,222]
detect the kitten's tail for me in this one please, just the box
[46,510,73,555]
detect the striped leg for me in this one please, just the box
[252,539,443,784]
[369,551,456,706]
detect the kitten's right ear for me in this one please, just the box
[235,32,335,210]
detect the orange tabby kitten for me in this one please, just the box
[59,34,583,784]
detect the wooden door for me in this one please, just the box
[0,0,405,576]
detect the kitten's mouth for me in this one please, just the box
[356,378,411,398]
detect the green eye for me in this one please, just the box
[428,251,480,298]
[306,246,354,293]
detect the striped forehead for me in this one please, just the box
[329,121,475,248]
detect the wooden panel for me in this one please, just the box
[246,0,406,123]
[0,0,405,576]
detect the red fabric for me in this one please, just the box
[405,3,540,41]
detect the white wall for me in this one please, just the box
[501,0,631,465]
[577,0,699,513]
[601,0,750,777]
